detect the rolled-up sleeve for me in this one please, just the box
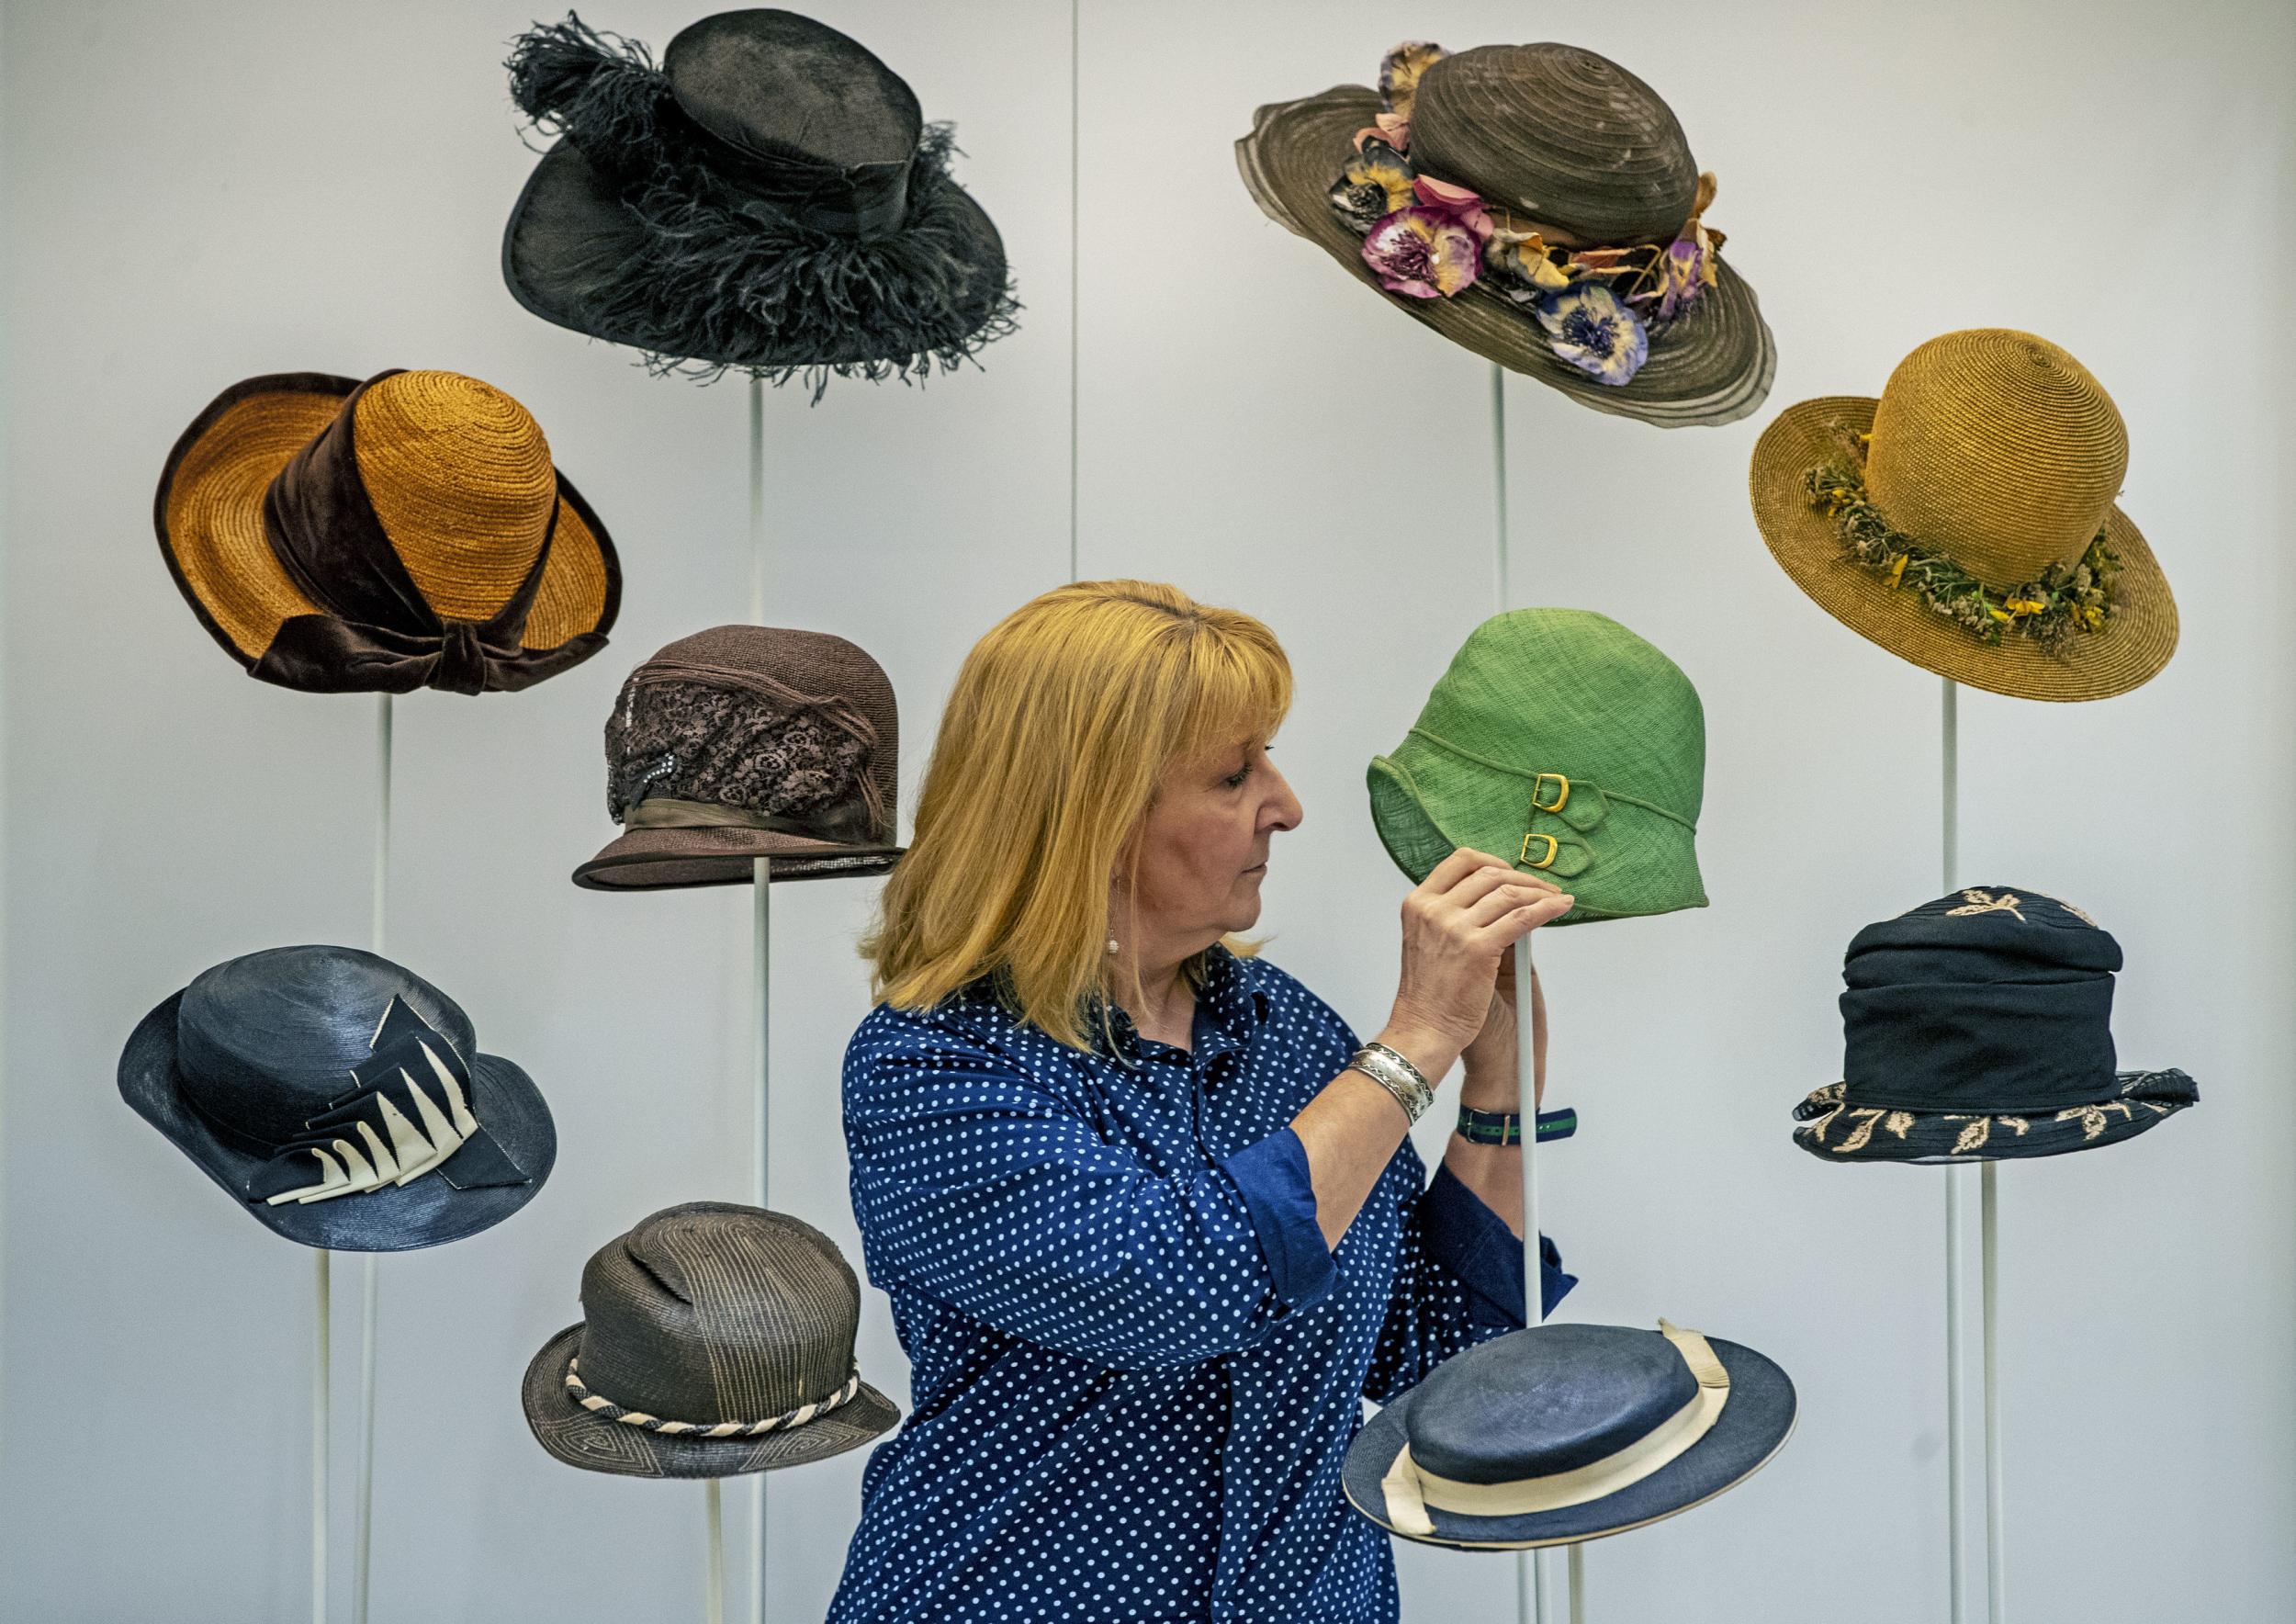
[1363,1145,1576,1404]
[846,1021,1328,1371]
[1221,1126,1339,1312]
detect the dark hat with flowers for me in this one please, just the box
[1792,886,2196,1164]
[1367,609,1706,923]
[1237,41,1773,427]
[502,9,1017,389]
[1750,329,2177,702]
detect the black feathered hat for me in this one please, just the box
[503,9,1018,388]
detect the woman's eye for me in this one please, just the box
[1223,765,1252,788]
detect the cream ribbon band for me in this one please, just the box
[1379,1320,1730,1537]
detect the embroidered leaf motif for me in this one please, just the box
[1884,1111,1914,1139]
[1999,1117,2030,1135]
[1950,1118,1992,1156]
[2056,1105,2109,1140]
[1947,889,2025,921]
[1835,1109,1885,1153]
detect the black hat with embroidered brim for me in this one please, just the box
[1793,886,2197,1164]
[573,624,904,889]
[1239,41,1773,428]
[522,1202,899,1478]
[118,946,555,1252]
[1750,329,2178,702]
[503,9,1016,387]
[1343,1320,1795,1549]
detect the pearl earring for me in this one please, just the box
[1107,937,1120,954]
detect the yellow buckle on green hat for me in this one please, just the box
[1531,773,1570,813]
[1520,832,1559,869]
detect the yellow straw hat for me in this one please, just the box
[1748,331,2175,702]
[154,369,621,694]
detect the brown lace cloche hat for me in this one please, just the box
[574,625,903,889]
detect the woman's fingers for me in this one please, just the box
[1470,889,1575,948]
[1414,845,1497,893]
[1461,880,1566,928]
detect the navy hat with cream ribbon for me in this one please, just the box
[118,946,555,1251]
[1793,886,2197,1163]
[1343,1320,1795,1549]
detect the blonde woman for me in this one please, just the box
[829,581,1573,1624]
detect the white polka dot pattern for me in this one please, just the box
[827,947,1552,1622]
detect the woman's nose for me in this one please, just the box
[1264,767,1304,832]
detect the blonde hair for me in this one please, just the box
[865,580,1293,1049]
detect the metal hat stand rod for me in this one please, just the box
[1940,679,2004,1624]
[316,693,394,1624]
[703,378,777,1624]
[745,377,775,1624]
[1490,365,1581,1624]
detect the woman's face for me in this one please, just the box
[1119,736,1303,949]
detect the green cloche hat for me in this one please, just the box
[1367,609,1706,923]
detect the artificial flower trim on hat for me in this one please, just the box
[1748,330,2177,701]
[1327,42,1728,388]
[1238,39,1773,427]
[1803,430,2122,648]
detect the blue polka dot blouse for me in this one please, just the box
[827,945,1573,1622]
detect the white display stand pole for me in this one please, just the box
[1490,363,1572,1624]
[354,692,390,1624]
[745,376,770,1624]
[311,1247,330,1624]
[318,692,394,1624]
[707,1478,727,1624]
[1939,678,2001,1624]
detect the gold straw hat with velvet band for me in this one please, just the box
[155,369,620,694]
[1749,330,2177,702]
[1238,41,1773,428]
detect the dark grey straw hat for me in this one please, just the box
[1238,41,1773,427]
[522,1203,899,1478]
[574,625,904,890]
[118,946,555,1252]
[1344,1320,1795,1549]
[503,9,1017,386]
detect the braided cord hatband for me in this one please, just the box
[565,1359,862,1437]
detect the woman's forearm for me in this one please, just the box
[1438,963,1544,1236]
[1290,1024,1460,1249]
[1433,1084,1525,1240]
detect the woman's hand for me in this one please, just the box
[1458,946,1547,1110]
[1378,848,1571,1081]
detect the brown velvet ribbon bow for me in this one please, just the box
[253,371,608,696]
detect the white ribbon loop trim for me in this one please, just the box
[264,1040,478,1205]
[1380,1320,1730,1538]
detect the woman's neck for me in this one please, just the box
[1109,942,1198,1049]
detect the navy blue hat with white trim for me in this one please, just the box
[1343,1320,1795,1549]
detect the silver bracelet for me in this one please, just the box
[1361,1041,1435,1100]
[1347,1045,1435,1124]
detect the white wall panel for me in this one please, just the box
[5,1,2290,1620]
